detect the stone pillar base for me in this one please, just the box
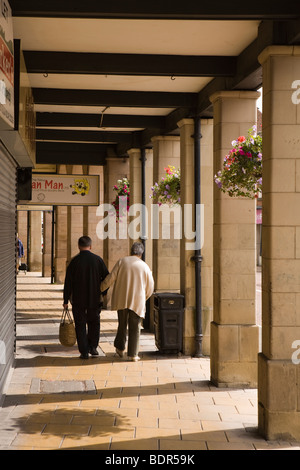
[42,253,52,277]
[258,353,300,441]
[210,322,259,388]
[182,306,213,357]
[258,408,300,442]
[54,257,67,284]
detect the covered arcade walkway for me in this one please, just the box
[0,272,299,451]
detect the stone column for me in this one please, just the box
[151,136,181,293]
[128,148,142,245]
[69,165,84,260]
[86,165,104,257]
[103,157,130,272]
[178,119,196,356]
[54,165,68,284]
[55,205,68,283]
[42,209,53,277]
[257,46,300,441]
[128,148,154,328]
[128,148,153,269]
[28,210,42,271]
[17,210,28,261]
[144,149,153,271]
[128,148,141,205]
[209,91,260,387]
[177,119,214,356]
[199,119,214,355]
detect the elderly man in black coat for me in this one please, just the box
[63,236,109,359]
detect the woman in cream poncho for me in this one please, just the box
[101,242,154,361]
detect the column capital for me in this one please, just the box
[105,156,125,162]
[258,45,300,65]
[127,148,141,157]
[210,90,260,104]
[177,118,194,129]
[151,135,180,143]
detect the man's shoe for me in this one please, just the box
[115,348,124,358]
[89,347,99,356]
[80,353,89,359]
[128,356,140,362]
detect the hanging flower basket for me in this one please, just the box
[112,177,130,221]
[150,165,180,206]
[214,126,262,198]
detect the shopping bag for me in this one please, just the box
[19,262,27,273]
[59,308,77,347]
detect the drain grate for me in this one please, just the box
[30,378,97,394]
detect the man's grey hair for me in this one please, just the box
[130,242,144,257]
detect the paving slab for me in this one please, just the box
[0,272,299,451]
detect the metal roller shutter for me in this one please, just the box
[0,145,17,397]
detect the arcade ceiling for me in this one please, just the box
[10,1,300,165]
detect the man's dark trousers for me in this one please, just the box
[72,305,100,355]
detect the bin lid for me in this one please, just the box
[154,292,184,299]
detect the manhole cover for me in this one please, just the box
[30,378,97,394]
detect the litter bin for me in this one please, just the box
[153,293,184,354]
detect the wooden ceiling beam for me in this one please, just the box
[36,141,110,165]
[36,129,133,143]
[24,51,236,77]
[11,0,300,20]
[32,88,197,109]
[36,112,165,129]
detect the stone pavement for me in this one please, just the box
[0,272,299,451]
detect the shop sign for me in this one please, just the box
[29,174,100,206]
[0,0,14,129]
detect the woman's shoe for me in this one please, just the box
[128,356,140,362]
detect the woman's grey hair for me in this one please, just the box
[130,242,144,257]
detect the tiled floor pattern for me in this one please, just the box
[0,273,299,450]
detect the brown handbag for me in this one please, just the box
[59,308,77,347]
